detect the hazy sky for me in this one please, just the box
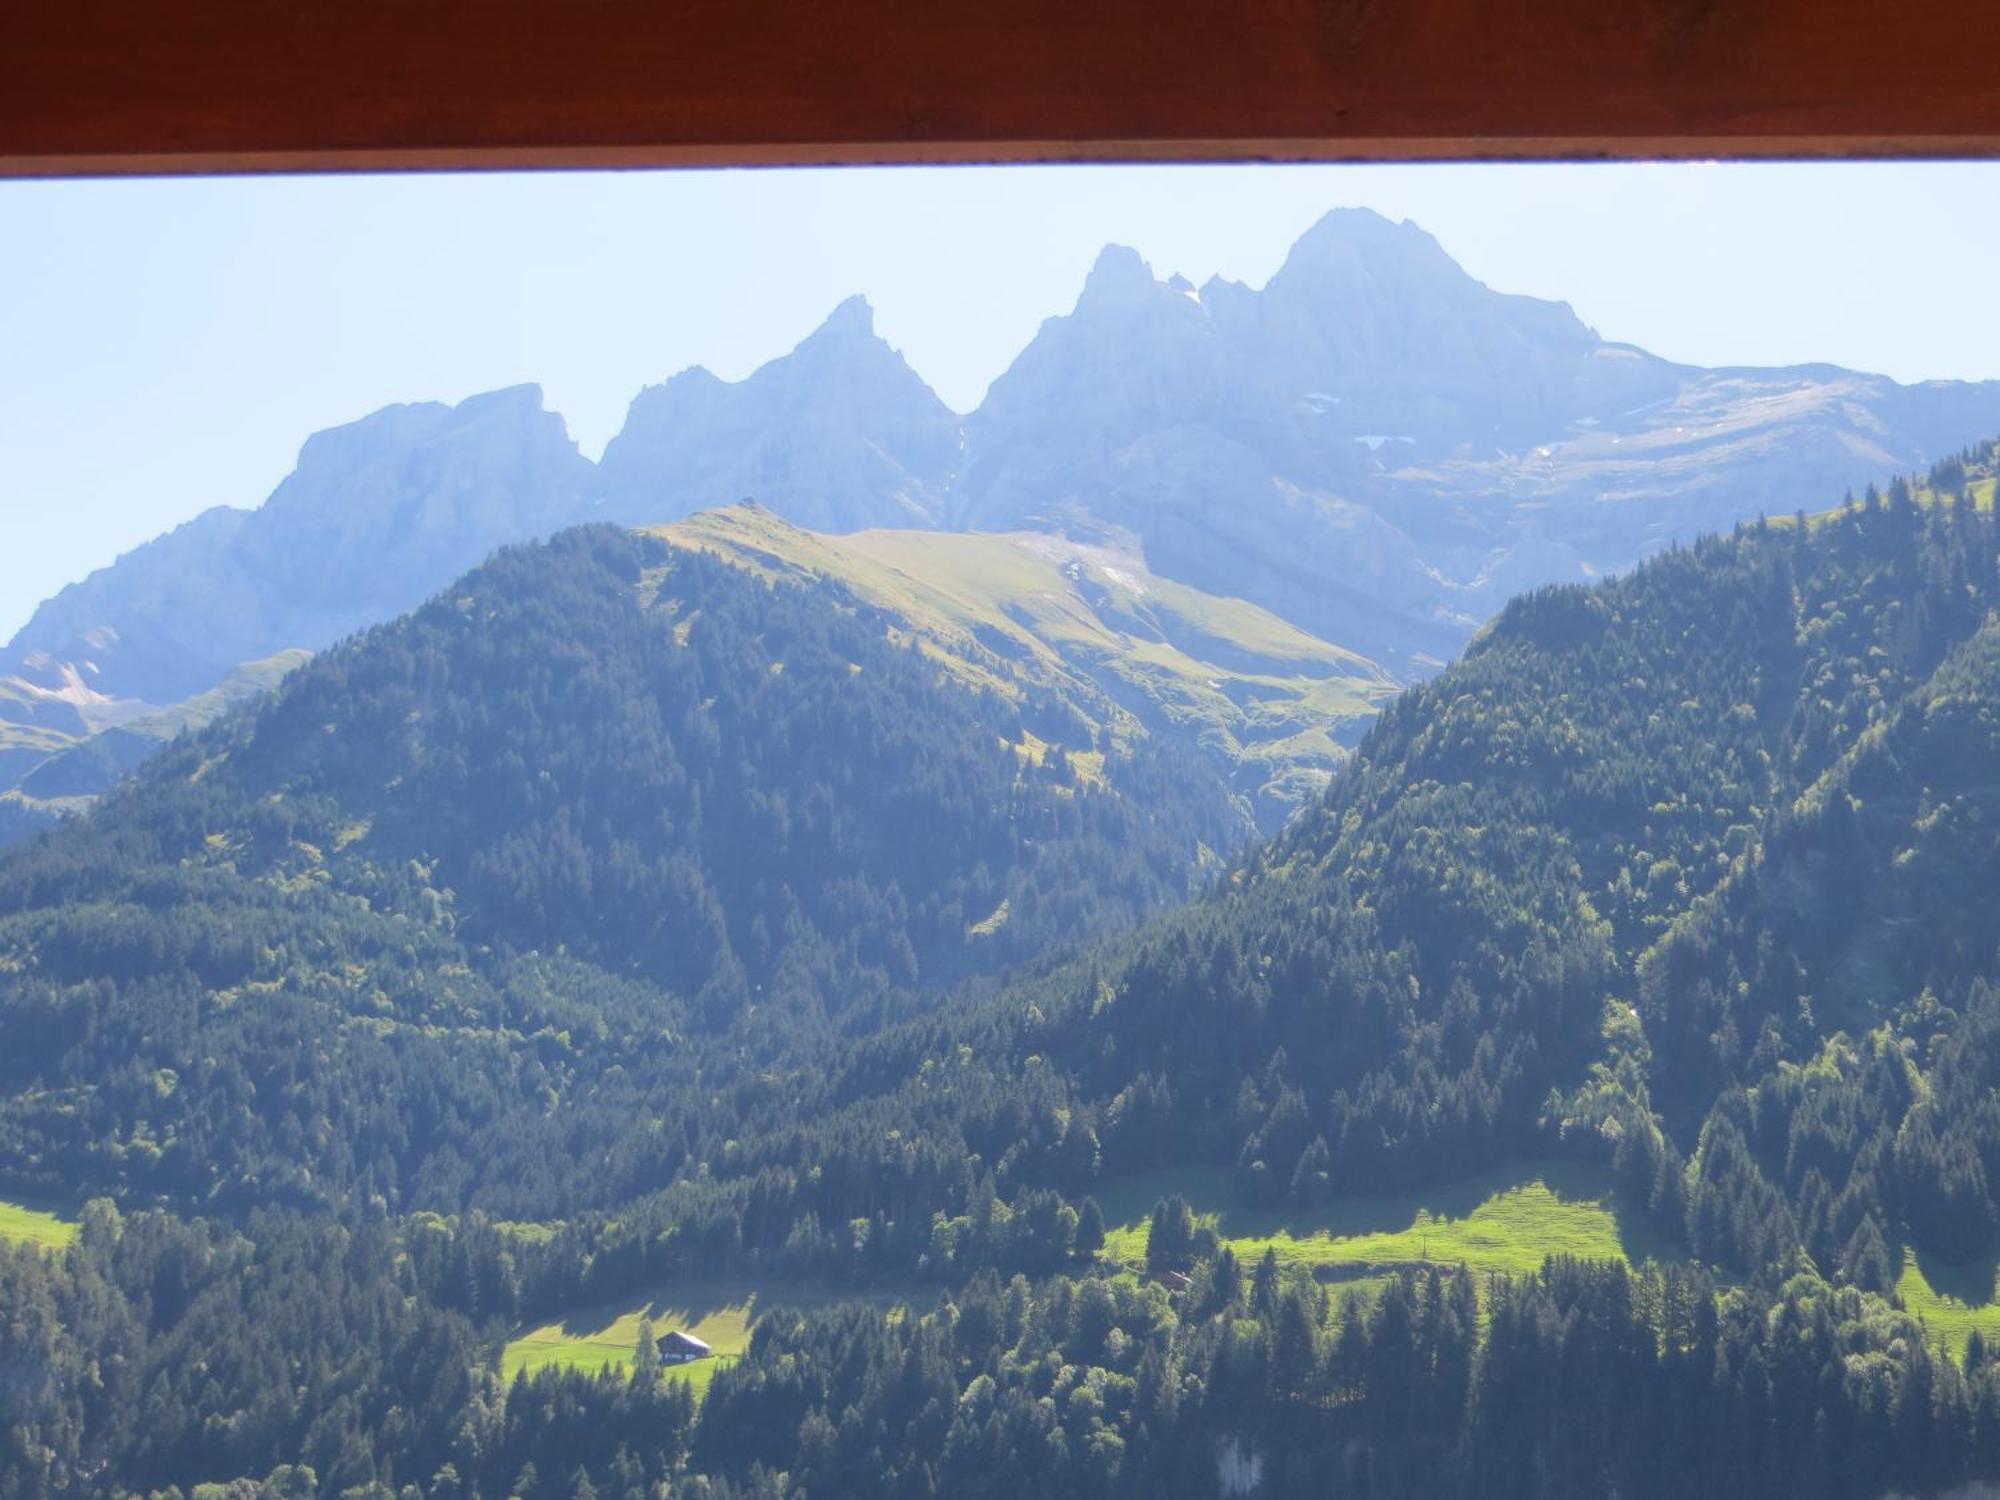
[5,161,2000,641]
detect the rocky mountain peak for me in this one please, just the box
[596,293,960,534]
[1276,207,1457,275]
[2,386,595,707]
[782,295,932,388]
[1261,207,1590,345]
[806,292,877,341]
[1075,244,1166,313]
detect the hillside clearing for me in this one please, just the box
[0,1199,76,1249]
[502,1279,914,1394]
[1094,1159,1662,1278]
[1898,1249,2000,1358]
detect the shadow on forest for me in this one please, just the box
[554,1283,756,1340]
[1912,1247,2000,1309]
[551,1279,911,1341]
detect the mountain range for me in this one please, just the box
[7,207,2000,836]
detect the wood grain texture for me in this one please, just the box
[2,0,1997,175]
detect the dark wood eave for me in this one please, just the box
[3,0,1999,177]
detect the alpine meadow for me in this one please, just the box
[4,200,2000,1500]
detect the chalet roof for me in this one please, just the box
[660,1330,712,1354]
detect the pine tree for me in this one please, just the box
[633,1319,659,1388]
[1272,1285,1322,1404]
[1251,1248,1281,1323]
[1289,1135,1333,1207]
[1145,1196,1196,1275]
[1212,1246,1243,1313]
[1840,1213,1896,1294]
[1075,1197,1107,1260]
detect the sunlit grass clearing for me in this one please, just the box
[1094,1158,1659,1278]
[0,1199,75,1249]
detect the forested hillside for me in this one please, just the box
[1032,454,2000,1271]
[657,504,1398,828]
[561,449,2000,1300]
[4,450,2000,1498]
[0,527,1236,1216]
[9,1215,2000,1500]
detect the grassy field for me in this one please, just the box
[1095,1159,1659,1279]
[0,1199,76,1249]
[502,1279,912,1396]
[1898,1248,2000,1358]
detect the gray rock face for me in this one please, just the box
[948,209,2000,673]
[597,295,961,531]
[3,386,594,709]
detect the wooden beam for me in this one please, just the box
[3,0,1997,176]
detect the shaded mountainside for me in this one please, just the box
[658,504,1398,829]
[994,454,2000,1275]
[0,527,1239,1214]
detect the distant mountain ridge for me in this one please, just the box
[8,206,2000,791]
[599,295,962,531]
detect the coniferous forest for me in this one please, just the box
[3,448,2000,1497]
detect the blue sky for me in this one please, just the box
[4,161,2000,641]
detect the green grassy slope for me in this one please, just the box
[1898,1249,2000,1358]
[656,505,1399,828]
[0,1198,76,1249]
[502,1279,912,1395]
[1095,1159,1664,1278]
[114,650,314,741]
